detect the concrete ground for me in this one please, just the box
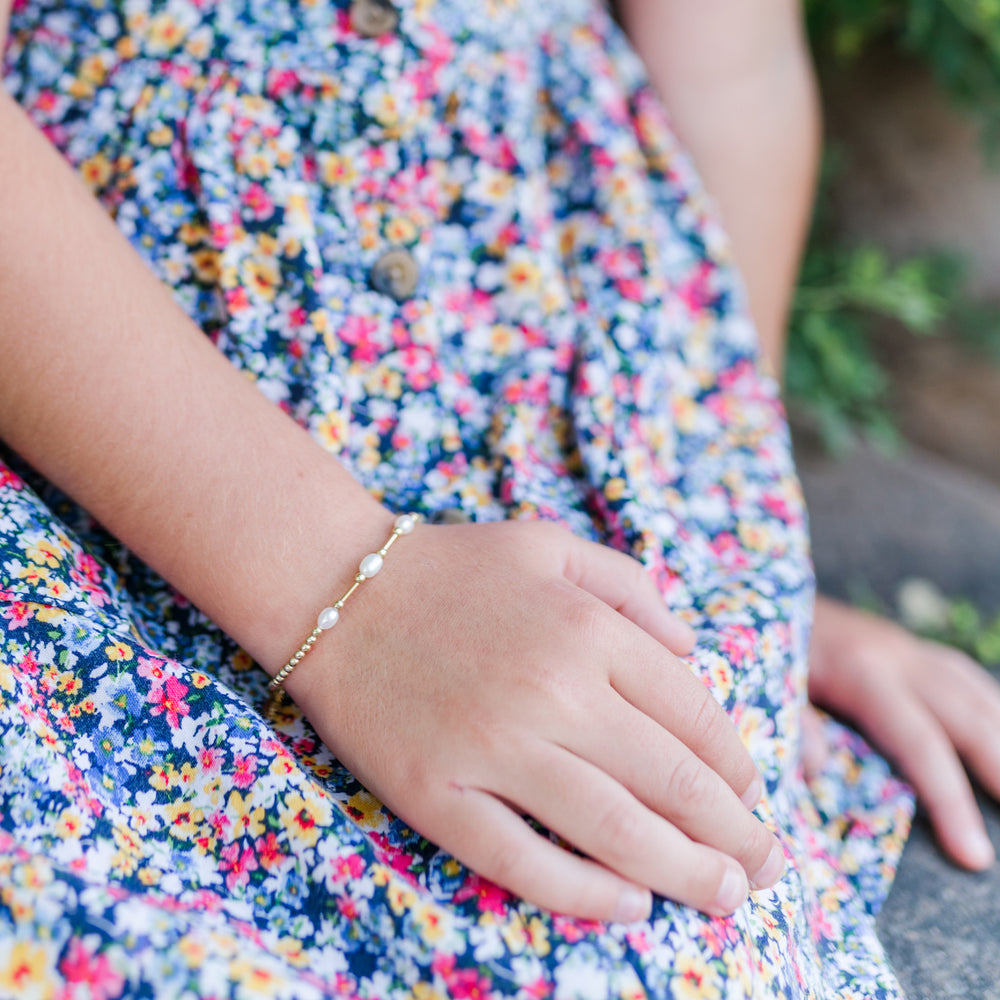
[798,443,1000,1000]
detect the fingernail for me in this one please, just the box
[962,829,995,870]
[750,841,786,890]
[741,775,763,811]
[613,885,652,924]
[713,861,748,914]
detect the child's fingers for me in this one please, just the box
[912,644,1000,805]
[608,635,762,809]
[430,785,653,923]
[562,534,697,656]
[800,703,830,781]
[561,692,783,888]
[502,742,752,916]
[859,683,995,870]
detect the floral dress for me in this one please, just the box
[0,1,914,997]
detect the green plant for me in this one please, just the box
[786,0,1000,450]
[787,240,959,451]
[807,0,1000,153]
[895,577,1000,667]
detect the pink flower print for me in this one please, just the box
[522,980,551,1000]
[147,675,191,729]
[137,657,168,685]
[448,968,493,1000]
[219,842,258,891]
[0,466,24,490]
[256,832,286,871]
[199,747,223,774]
[58,937,126,1000]
[453,874,511,916]
[17,649,40,676]
[677,260,716,314]
[718,625,757,671]
[339,315,382,364]
[242,182,275,221]
[232,754,258,790]
[2,601,33,629]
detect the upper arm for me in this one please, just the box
[1,0,13,57]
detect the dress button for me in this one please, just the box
[350,0,399,37]
[370,248,420,302]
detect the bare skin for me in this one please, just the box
[620,0,1000,871]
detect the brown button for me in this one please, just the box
[350,0,399,38]
[370,248,419,302]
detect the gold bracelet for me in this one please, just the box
[264,513,421,718]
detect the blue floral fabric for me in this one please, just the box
[0,1,913,997]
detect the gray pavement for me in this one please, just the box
[798,443,1000,1000]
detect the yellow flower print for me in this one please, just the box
[737,519,771,554]
[257,233,279,257]
[242,152,272,180]
[243,256,281,301]
[137,866,162,886]
[412,902,448,943]
[364,365,403,401]
[272,936,309,969]
[229,790,265,840]
[504,255,542,296]
[279,791,332,849]
[604,477,626,502]
[229,958,284,996]
[149,763,178,792]
[105,641,133,662]
[190,248,220,284]
[345,789,385,829]
[24,540,63,568]
[67,77,95,100]
[177,935,206,969]
[115,35,139,60]
[147,12,187,54]
[0,940,55,1000]
[386,881,417,917]
[319,152,357,186]
[17,563,50,587]
[79,54,109,87]
[165,801,204,840]
[671,951,722,1000]
[147,124,174,147]
[489,324,519,355]
[316,411,348,454]
[412,984,447,1000]
[385,216,418,244]
[54,809,84,840]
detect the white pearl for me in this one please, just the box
[359,552,383,577]
[317,607,340,630]
[394,513,416,534]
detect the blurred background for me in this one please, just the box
[793,0,1000,665]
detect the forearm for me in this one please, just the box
[0,90,387,673]
[618,0,821,374]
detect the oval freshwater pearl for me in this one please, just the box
[394,513,416,534]
[317,607,340,630]
[359,552,383,577]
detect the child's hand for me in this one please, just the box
[807,595,1000,869]
[285,520,786,922]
